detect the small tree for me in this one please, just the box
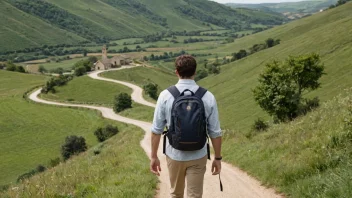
[94,125,119,142]
[61,136,87,160]
[195,69,208,81]
[74,66,86,76]
[143,83,158,100]
[6,61,16,71]
[88,56,98,64]
[114,93,132,112]
[266,38,275,48]
[38,65,47,73]
[16,66,26,73]
[252,118,269,132]
[253,53,325,122]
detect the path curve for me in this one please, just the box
[29,66,283,198]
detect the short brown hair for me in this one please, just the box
[175,55,197,78]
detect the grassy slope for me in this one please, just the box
[0,1,85,53]
[0,70,118,185]
[223,92,352,197]
[41,76,132,106]
[198,3,352,131]
[1,124,157,198]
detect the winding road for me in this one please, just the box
[29,66,283,198]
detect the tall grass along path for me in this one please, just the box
[29,66,283,198]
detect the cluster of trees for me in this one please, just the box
[114,93,132,113]
[253,53,325,122]
[329,0,351,8]
[3,61,26,73]
[230,38,280,62]
[10,0,109,43]
[144,50,187,61]
[107,46,146,54]
[94,125,119,142]
[41,75,74,94]
[73,56,98,76]
[143,83,158,100]
[183,37,221,44]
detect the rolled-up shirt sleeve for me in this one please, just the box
[151,91,167,134]
[207,95,222,138]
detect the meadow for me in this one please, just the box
[1,124,157,197]
[0,70,121,186]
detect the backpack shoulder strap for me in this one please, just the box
[167,86,180,99]
[195,87,207,99]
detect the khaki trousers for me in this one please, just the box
[166,155,207,198]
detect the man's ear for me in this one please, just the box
[175,70,180,78]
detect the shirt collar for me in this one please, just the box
[177,79,196,85]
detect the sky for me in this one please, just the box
[211,0,305,4]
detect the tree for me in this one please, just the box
[6,61,16,71]
[61,136,87,160]
[16,66,26,73]
[143,83,158,100]
[74,66,86,76]
[88,56,98,64]
[253,53,325,122]
[114,93,132,112]
[195,69,208,81]
[38,65,47,74]
[83,50,88,57]
[94,125,119,142]
[266,38,275,48]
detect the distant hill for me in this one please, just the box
[0,0,286,53]
[227,0,337,19]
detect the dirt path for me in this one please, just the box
[29,67,283,198]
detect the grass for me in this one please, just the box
[41,76,131,106]
[1,123,157,198]
[197,2,352,131]
[102,67,178,101]
[222,91,352,197]
[39,57,87,71]
[0,1,84,53]
[0,70,121,186]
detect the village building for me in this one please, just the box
[94,45,131,70]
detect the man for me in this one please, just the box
[150,55,222,198]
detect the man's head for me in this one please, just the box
[175,55,197,79]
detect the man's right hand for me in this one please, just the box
[212,159,221,175]
[150,157,161,176]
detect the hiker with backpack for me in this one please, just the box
[150,55,222,198]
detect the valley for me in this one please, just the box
[1,0,352,197]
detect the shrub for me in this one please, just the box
[195,69,209,81]
[143,83,158,100]
[49,157,61,167]
[36,165,46,172]
[94,125,119,142]
[114,93,132,112]
[15,66,26,73]
[5,61,16,71]
[74,66,86,76]
[38,65,47,73]
[252,118,269,132]
[61,136,87,160]
[17,170,37,183]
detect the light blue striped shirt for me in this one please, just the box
[151,79,222,161]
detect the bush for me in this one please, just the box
[36,165,46,172]
[5,61,16,71]
[17,170,37,183]
[195,69,208,81]
[94,125,119,142]
[252,118,269,132]
[49,157,61,167]
[61,136,87,160]
[74,66,87,76]
[143,83,158,100]
[16,66,26,73]
[38,65,47,73]
[114,93,132,112]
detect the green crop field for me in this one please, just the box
[0,70,121,186]
[1,123,157,197]
[39,57,87,71]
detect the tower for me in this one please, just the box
[102,45,107,60]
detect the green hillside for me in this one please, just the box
[0,70,119,185]
[1,0,286,53]
[0,0,85,52]
[198,2,352,130]
[227,0,338,16]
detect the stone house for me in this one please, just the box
[94,45,131,70]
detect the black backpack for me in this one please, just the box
[163,85,210,160]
